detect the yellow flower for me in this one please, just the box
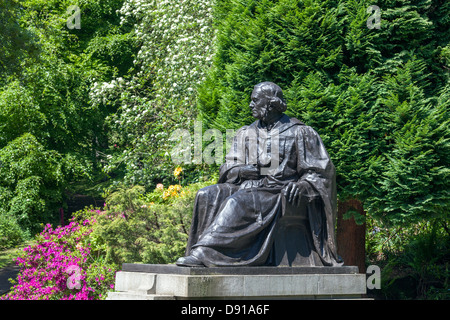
[173,166,183,178]
[162,184,182,200]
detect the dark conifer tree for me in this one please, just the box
[197,0,449,226]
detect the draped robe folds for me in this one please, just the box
[185,114,343,267]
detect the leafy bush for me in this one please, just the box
[93,178,216,265]
[1,208,118,300]
[0,134,65,234]
[0,214,28,250]
[1,173,216,300]
[366,219,449,300]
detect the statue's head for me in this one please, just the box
[250,82,287,121]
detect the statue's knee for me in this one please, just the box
[196,185,218,199]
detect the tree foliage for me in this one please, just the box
[0,0,39,80]
[0,0,448,299]
[0,0,136,236]
[197,0,449,226]
[92,0,215,187]
[0,134,64,234]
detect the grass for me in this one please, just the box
[0,242,32,270]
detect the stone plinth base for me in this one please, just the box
[106,264,366,300]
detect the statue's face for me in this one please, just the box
[249,87,270,120]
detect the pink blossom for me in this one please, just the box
[1,214,117,301]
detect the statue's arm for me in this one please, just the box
[218,126,260,184]
[286,126,334,204]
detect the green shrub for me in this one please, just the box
[92,179,216,265]
[2,207,118,300]
[367,219,449,300]
[0,133,65,234]
[0,214,28,250]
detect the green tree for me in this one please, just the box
[0,134,65,234]
[0,0,39,81]
[197,0,449,226]
[0,0,136,236]
[94,0,216,188]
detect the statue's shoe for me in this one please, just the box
[175,255,205,267]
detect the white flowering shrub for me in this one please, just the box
[90,0,215,186]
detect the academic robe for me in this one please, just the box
[185,114,343,267]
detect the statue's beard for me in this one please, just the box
[254,104,281,126]
[253,105,270,122]
[260,107,277,124]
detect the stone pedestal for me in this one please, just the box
[106,264,366,300]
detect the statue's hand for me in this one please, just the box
[239,165,260,180]
[282,181,309,206]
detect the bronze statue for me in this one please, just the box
[176,82,343,267]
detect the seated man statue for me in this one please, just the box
[176,82,343,267]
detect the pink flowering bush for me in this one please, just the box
[1,208,118,300]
